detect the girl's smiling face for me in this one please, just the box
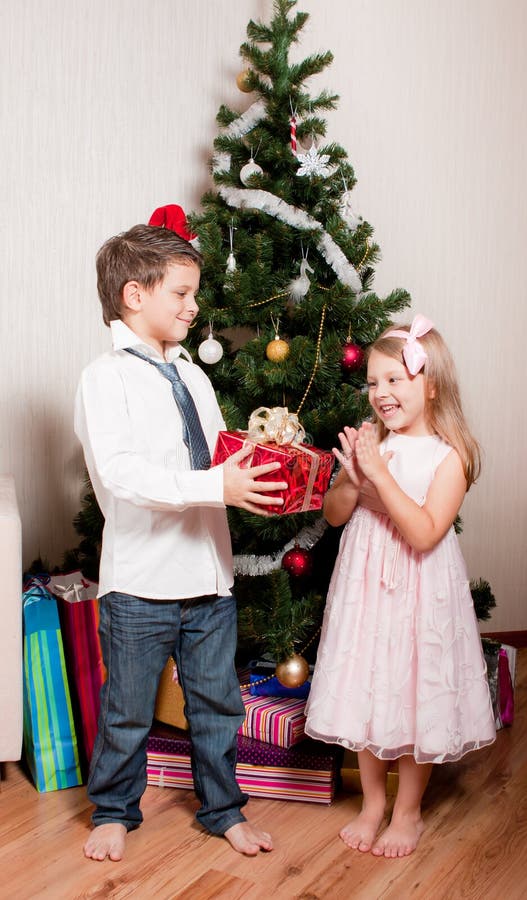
[367,349,434,436]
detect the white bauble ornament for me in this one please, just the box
[198,333,223,365]
[240,157,263,185]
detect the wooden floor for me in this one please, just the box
[2,650,526,900]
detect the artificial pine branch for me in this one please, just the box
[470,579,497,621]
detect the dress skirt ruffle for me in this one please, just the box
[304,507,496,764]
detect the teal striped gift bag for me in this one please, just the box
[22,577,82,791]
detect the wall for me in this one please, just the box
[1,0,525,629]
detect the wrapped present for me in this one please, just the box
[154,657,189,731]
[153,671,306,744]
[239,688,306,748]
[249,674,310,700]
[212,408,334,515]
[147,724,340,803]
[482,638,516,729]
[22,577,83,792]
[341,749,399,796]
[48,571,104,772]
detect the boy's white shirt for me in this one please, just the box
[74,319,234,601]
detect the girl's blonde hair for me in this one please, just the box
[367,322,481,488]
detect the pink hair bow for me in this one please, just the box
[385,314,435,375]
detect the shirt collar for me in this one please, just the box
[110,320,193,364]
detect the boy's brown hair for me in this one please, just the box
[96,224,203,326]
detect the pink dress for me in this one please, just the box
[305,432,496,763]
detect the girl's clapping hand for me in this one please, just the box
[333,426,363,488]
[355,422,390,483]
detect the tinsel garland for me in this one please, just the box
[219,186,362,292]
[212,101,362,293]
[213,99,268,165]
[233,518,328,576]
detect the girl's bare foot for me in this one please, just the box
[371,813,425,858]
[223,821,273,856]
[339,804,385,852]
[83,823,127,861]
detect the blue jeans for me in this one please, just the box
[88,591,248,834]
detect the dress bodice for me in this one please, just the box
[381,432,453,506]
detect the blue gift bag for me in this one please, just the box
[22,578,82,791]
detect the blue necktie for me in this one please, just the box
[125,348,211,470]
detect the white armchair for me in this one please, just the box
[0,475,22,763]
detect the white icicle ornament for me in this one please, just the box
[339,190,363,231]
[226,252,237,273]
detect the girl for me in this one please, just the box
[305,315,495,859]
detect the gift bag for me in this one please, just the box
[22,577,83,791]
[497,647,515,727]
[48,572,104,771]
[482,638,515,729]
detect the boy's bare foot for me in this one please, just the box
[83,823,127,861]
[371,814,425,858]
[339,806,385,852]
[223,821,273,856]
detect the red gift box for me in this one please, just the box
[147,723,339,803]
[212,431,334,515]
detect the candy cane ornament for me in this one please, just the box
[290,113,297,155]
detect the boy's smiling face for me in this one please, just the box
[123,260,200,355]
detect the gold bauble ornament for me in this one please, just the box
[266,336,290,362]
[236,69,253,92]
[275,654,310,688]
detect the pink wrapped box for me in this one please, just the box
[238,688,306,748]
[147,724,339,804]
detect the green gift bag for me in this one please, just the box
[22,577,82,791]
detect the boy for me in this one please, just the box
[75,223,287,861]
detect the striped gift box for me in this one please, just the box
[239,688,306,748]
[147,726,339,804]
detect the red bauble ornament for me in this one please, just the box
[281,545,313,578]
[341,341,364,372]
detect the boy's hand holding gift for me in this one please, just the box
[214,407,335,515]
[222,443,288,515]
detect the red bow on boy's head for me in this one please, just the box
[148,204,196,241]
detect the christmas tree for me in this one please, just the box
[182,0,410,676]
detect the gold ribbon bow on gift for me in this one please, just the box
[247,406,306,446]
[246,407,322,513]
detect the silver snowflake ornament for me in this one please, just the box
[296,144,332,178]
